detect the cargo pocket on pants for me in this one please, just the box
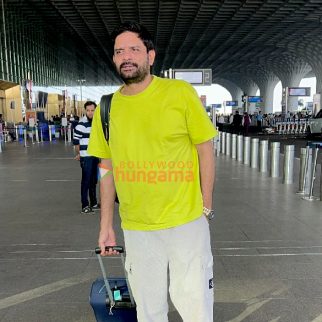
[202,255,214,302]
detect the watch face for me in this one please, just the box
[208,210,215,220]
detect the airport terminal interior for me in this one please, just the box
[1,1,322,321]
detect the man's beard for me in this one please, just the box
[118,61,150,85]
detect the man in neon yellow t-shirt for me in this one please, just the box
[88,22,217,322]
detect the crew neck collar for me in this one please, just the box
[118,76,157,98]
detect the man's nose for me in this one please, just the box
[122,49,134,60]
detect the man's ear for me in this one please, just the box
[148,49,156,66]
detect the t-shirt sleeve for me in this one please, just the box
[183,83,218,144]
[72,123,82,145]
[87,105,111,159]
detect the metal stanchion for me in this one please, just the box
[216,132,221,157]
[221,132,226,155]
[259,140,269,173]
[31,128,34,145]
[226,133,231,156]
[0,136,2,153]
[40,127,43,142]
[35,126,40,143]
[64,126,67,143]
[23,128,28,147]
[243,136,251,165]
[49,125,52,142]
[283,145,294,184]
[270,142,280,178]
[15,126,18,141]
[237,135,243,162]
[250,138,259,169]
[303,143,320,201]
[231,134,237,159]
[309,146,319,199]
[68,125,72,143]
[303,147,313,196]
[52,125,57,141]
[297,147,307,194]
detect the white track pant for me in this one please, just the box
[123,216,214,322]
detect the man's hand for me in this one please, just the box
[74,145,81,161]
[98,227,118,256]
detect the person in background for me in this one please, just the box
[229,113,234,125]
[73,101,100,214]
[256,111,263,132]
[232,110,242,134]
[242,112,251,136]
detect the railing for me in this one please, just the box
[215,131,322,201]
[0,123,73,151]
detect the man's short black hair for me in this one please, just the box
[111,22,155,52]
[84,101,97,109]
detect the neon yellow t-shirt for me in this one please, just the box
[88,76,217,231]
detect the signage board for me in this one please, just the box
[225,101,238,107]
[288,87,311,96]
[248,96,262,103]
[172,69,212,85]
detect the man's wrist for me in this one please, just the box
[203,206,215,220]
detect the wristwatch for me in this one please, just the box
[203,207,215,220]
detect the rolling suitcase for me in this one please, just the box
[90,246,137,322]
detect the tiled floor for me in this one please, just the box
[0,140,321,322]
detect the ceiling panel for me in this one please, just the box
[4,0,322,85]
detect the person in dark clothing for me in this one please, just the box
[242,112,251,136]
[232,111,242,134]
[73,101,100,214]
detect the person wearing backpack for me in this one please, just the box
[88,22,217,322]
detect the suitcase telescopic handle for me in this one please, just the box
[95,246,124,254]
[94,245,135,309]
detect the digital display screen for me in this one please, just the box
[248,96,262,103]
[225,101,238,106]
[288,87,310,96]
[212,104,221,109]
[174,71,203,84]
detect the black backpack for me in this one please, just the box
[99,93,119,203]
[100,93,114,141]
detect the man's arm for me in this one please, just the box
[98,158,118,255]
[74,145,80,160]
[195,140,215,210]
[73,124,82,160]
